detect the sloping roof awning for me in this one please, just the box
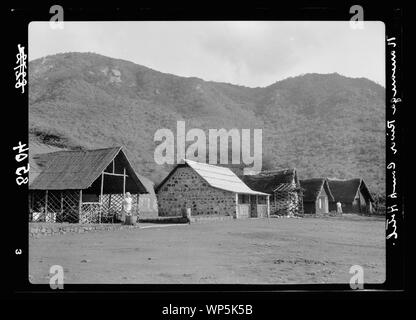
[29,146,148,193]
[185,160,269,196]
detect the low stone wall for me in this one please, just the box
[139,216,188,224]
[29,214,237,238]
[298,211,343,218]
[190,214,234,223]
[29,222,141,238]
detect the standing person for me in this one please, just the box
[336,201,343,214]
[121,192,133,223]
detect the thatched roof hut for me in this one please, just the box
[300,178,334,214]
[327,178,374,214]
[29,146,149,223]
[242,169,302,216]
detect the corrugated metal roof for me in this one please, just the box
[185,160,268,196]
[29,147,147,193]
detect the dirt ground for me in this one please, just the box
[29,214,385,284]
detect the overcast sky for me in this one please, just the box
[29,21,385,87]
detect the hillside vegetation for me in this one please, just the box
[29,52,385,192]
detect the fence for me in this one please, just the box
[29,190,139,224]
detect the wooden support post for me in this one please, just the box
[123,168,126,196]
[100,172,104,224]
[78,190,82,223]
[109,194,113,223]
[45,190,49,217]
[267,195,270,218]
[122,168,126,213]
[235,193,239,219]
[136,194,139,216]
[112,159,115,173]
[60,191,64,219]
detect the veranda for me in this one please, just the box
[29,147,148,223]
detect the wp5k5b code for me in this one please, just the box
[162,304,253,317]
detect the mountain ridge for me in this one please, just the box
[29,52,385,193]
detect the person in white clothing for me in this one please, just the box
[121,192,133,223]
[336,201,343,214]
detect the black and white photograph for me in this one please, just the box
[4,4,407,303]
[26,19,387,285]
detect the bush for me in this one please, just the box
[372,192,386,215]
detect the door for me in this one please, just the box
[237,194,250,218]
[317,196,328,214]
[250,195,257,217]
[238,205,250,218]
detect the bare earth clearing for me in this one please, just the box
[29,214,385,284]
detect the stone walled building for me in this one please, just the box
[156,160,269,218]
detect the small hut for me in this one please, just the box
[156,160,270,218]
[242,169,303,216]
[327,178,374,214]
[29,147,148,223]
[300,178,334,214]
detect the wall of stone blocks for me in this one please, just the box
[157,166,237,217]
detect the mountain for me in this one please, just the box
[29,52,385,193]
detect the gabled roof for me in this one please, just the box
[327,178,373,203]
[156,160,268,196]
[137,174,156,195]
[29,146,147,193]
[242,169,299,194]
[300,178,334,202]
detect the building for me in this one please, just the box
[242,169,303,216]
[155,160,270,218]
[300,178,334,214]
[327,178,374,214]
[29,147,148,223]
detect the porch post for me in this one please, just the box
[109,194,113,223]
[122,168,126,212]
[60,191,64,217]
[78,190,82,222]
[267,195,270,218]
[45,190,49,216]
[99,172,104,223]
[136,193,139,216]
[235,193,238,219]
[123,168,126,196]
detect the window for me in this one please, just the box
[238,194,250,204]
[258,195,267,204]
[318,198,322,209]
